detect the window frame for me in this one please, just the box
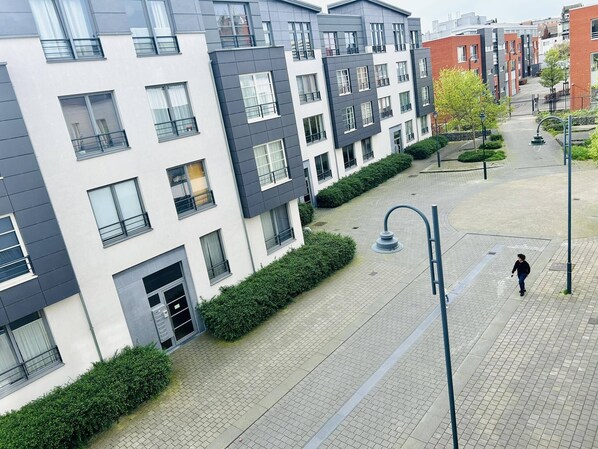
[375,64,389,87]
[215,2,255,48]
[357,66,370,91]
[361,101,374,127]
[146,83,198,141]
[263,21,274,46]
[261,204,294,252]
[126,0,180,56]
[315,152,332,182]
[405,119,415,141]
[393,23,406,51]
[239,72,279,122]
[253,140,289,189]
[345,31,358,54]
[297,74,321,103]
[457,46,466,62]
[0,215,35,288]
[378,96,392,119]
[419,58,428,78]
[303,114,326,144]
[343,106,356,133]
[399,91,412,112]
[421,86,430,106]
[336,69,352,95]
[323,32,339,56]
[167,160,214,218]
[397,61,409,82]
[361,137,374,161]
[342,143,357,169]
[200,230,231,283]
[289,22,314,60]
[370,23,386,52]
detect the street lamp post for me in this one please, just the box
[530,114,573,294]
[468,55,478,73]
[479,111,487,180]
[433,111,441,167]
[373,204,459,449]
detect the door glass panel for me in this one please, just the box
[163,283,194,341]
[174,321,194,340]
[143,263,182,293]
[148,293,160,308]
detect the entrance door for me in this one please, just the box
[149,281,194,350]
[303,166,312,204]
[392,129,402,153]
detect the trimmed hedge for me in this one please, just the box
[298,202,314,226]
[198,232,356,341]
[489,134,503,141]
[572,145,591,160]
[316,153,412,208]
[404,136,449,160]
[0,346,172,449]
[479,141,503,150]
[458,149,506,162]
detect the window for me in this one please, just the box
[167,160,214,217]
[457,46,466,62]
[240,72,278,121]
[315,153,332,181]
[357,66,370,91]
[0,216,33,284]
[297,74,320,103]
[200,231,230,282]
[470,44,478,59]
[375,64,389,87]
[345,31,358,54]
[323,32,339,56]
[361,137,373,161]
[263,21,274,46]
[88,179,150,245]
[342,144,356,169]
[337,69,351,95]
[405,119,414,141]
[343,106,356,132]
[261,205,294,250]
[420,116,429,134]
[303,115,326,144]
[289,22,314,60]
[421,86,430,106]
[146,83,197,140]
[361,101,374,126]
[215,2,254,48]
[399,91,412,112]
[379,96,392,119]
[29,0,103,60]
[393,23,406,51]
[419,58,428,78]
[397,61,409,82]
[254,140,289,188]
[410,30,420,49]
[125,0,179,55]
[592,19,598,39]
[592,53,598,72]
[0,312,61,391]
[60,92,128,159]
[370,23,385,52]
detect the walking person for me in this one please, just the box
[511,254,531,296]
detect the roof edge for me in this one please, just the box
[328,0,411,17]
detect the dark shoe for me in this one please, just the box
[520,291,524,296]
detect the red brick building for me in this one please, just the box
[569,4,598,110]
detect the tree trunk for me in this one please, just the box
[472,128,477,149]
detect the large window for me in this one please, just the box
[393,23,406,51]
[592,19,598,39]
[289,22,314,60]
[297,74,320,103]
[254,140,289,188]
[379,96,392,119]
[357,66,370,91]
[457,46,466,62]
[1,313,61,391]
[323,32,339,56]
[370,23,385,52]
[125,0,179,55]
[420,116,429,134]
[421,86,430,106]
[215,2,254,48]
[470,44,478,60]
[342,144,356,169]
[337,69,351,95]
[343,106,356,132]
[167,160,213,217]
[303,115,326,144]
[405,119,414,141]
[397,61,409,82]
[88,179,150,245]
[200,231,230,282]
[29,0,103,60]
[263,21,274,46]
[0,216,33,284]
[240,72,278,121]
[261,205,293,250]
[361,101,374,126]
[146,83,197,140]
[399,91,412,112]
[60,92,128,159]
[410,30,420,49]
[345,31,358,54]
[375,64,389,87]
[315,153,332,182]
[361,137,373,161]
[419,58,429,78]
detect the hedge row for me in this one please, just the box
[299,202,314,226]
[479,141,503,150]
[489,134,503,141]
[404,135,449,160]
[458,149,506,162]
[316,153,412,208]
[0,346,172,449]
[199,232,356,341]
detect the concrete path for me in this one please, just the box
[89,79,598,449]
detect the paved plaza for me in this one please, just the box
[89,80,598,449]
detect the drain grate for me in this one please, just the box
[369,271,378,276]
[352,226,359,229]
[312,221,327,226]
[488,251,497,255]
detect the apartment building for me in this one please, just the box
[569,4,598,110]
[0,0,431,412]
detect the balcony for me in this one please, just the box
[407,132,415,141]
[339,84,352,95]
[155,117,198,140]
[592,29,598,40]
[358,82,370,91]
[347,46,360,54]
[422,127,429,134]
[246,102,279,121]
[306,131,327,144]
[397,74,409,82]
[344,158,357,169]
[299,91,321,103]
[363,116,374,126]
[363,151,374,161]
[99,212,151,244]
[174,190,215,216]
[400,103,412,112]
[380,107,393,119]
[220,34,256,48]
[376,77,390,87]
[317,169,332,182]
[0,255,34,284]
[265,227,295,250]
[72,130,129,159]
[395,43,407,51]
[258,166,289,188]
[0,347,62,391]
[207,260,230,281]
[344,122,356,132]
[325,48,340,56]
[292,49,315,60]
[41,38,103,60]
[133,36,180,56]
[372,45,386,53]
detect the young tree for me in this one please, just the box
[540,62,565,112]
[434,68,507,148]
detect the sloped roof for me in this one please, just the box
[279,0,321,12]
[328,0,411,17]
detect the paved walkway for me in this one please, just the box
[89,80,598,449]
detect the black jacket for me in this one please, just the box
[512,260,531,276]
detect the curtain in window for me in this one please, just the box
[12,317,52,374]
[114,180,144,233]
[269,141,286,175]
[29,0,66,40]
[147,88,170,124]
[273,205,290,234]
[253,144,270,184]
[254,74,274,107]
[148,0,171,36]
[201,232,225,277]
[261,212,276,248]
[89,187,121,240]
[60,97,94,142]
[62,0,94,38]
[89,94,120,136]
[167,85,192,120]
[0,330,19,388]
[187,161,208,196]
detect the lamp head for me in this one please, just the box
[530,133,545,145]
[479,111,486,122]
[372,230,403,254]
[433,111,438,119]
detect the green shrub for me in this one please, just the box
[485,150,506,161]
[437,135,449,147]
[298,202,314,226]
[316,153,412,208]
[404,136,448,160]
[479,141,503,150]
[198,232,356,341]
[571,145,591,160]
[0,346,171,449]
[489,134,503,141]
[458,149,505,162]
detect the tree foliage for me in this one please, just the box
[545,42,569,65]
[540,62,565,90]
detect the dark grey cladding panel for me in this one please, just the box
[88,0,129,34]
[317,14,365,54]
[210,47,306,218]
[0,1,37,38]
[410,47,435,116]
[171,0,204,32]
[258,0,320,52]
[0,65,79,325]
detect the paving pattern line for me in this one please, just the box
[302,244,504,449]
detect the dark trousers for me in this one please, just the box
[518,273,528,292]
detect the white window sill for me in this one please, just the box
[344,128,356,134]
[247,114,280,124]
[0,272,37,293]
[363,122,374,127]
[339,92,352,96]
[260,177,291,191]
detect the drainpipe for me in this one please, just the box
[79,292,103,362]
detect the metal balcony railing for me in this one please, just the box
[397,74,409,82]
[344,121,356,132]
[299,91,321,103]
[292,49,315,60]
[0,347,62,391]
[347,46,360,54]
[325,48,340,56]
[98,212,151,244]
[41,38,103,60]
[376,77,390,87]
[407,132,415,141]
[363,151,374,161]
[265,228,295,250]
[372,45,386,53]
[317,169,332,181]
[258,166,289,187]
[207,259,230,280]
[72,130,128,158]
[155,117,198,140]
[0,255,33,284]
[380,107,393,119]
[220,34,256,48]
[395,43,407,51]
[344,158,357,169]
[174,190,215,216]
[400,103,412,112]
[245,102,278,120]
[592,30,598,39]
[339,84,352,95]
[422,127,430,134]
[363,116,374,126]
[306,131,327,144]
[358,81,370,91]
[133,36,180,56]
